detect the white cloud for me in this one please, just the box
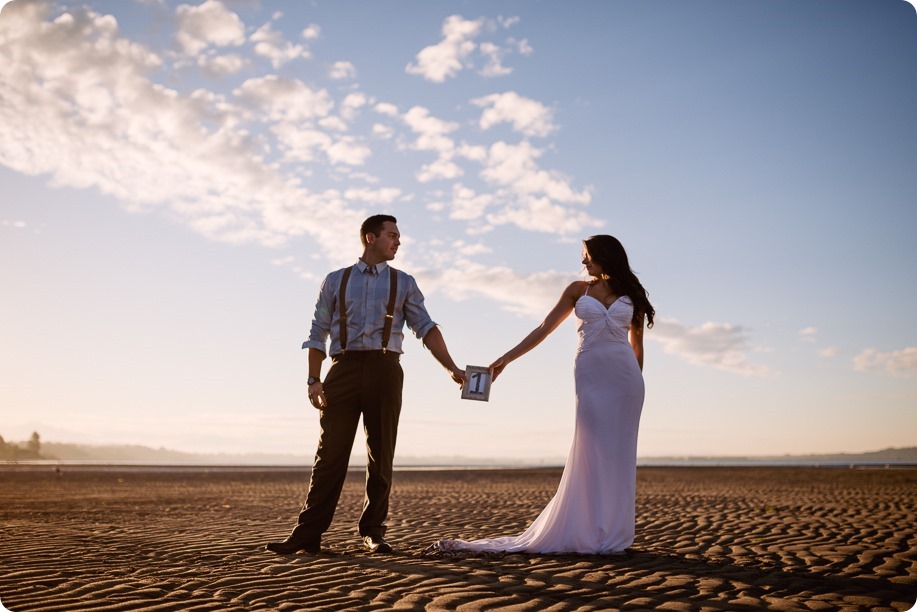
[515,38,534,56]
[819,347,842,358]
[272,124,333,162]
[405,15,482,82]
[374,102,399,117]
[233,76,333,122]
[301,24,321,40]
[417,158,463,183]
[0,3,599,269]
[481,142,588,204]
[402,106,462,182]
[650,318,771,375]
[1,220,27,228]
[486,197,600,235]
[175,0,245,55]
[340,92,368,121]
[329,60,356,79]
[0,2,370,262]
[326,136,372,166]
[343,187,402,204]
[250,22,309,68]
[470,141,598,235]
[853,347,917,377]
[415,260,573,317]
[479,42,512,77]
[372,123,394,139]
[473,92,556,138]
[405,15,528,83]
[442,183,493,221]
[196,52,247,75]
[799,326,817,342]
[452,240,492,256]
[319,116,348,132]
[403,106,460,141]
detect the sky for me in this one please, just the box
[1,0,916,463]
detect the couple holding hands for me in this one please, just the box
[266,214,654,557]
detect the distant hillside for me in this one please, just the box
[640,447,917,465]
[4,438,915,466]
[36,442,310,465]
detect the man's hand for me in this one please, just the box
[449,367,467,388]
[422,327,466,389]
[307,382,327,410]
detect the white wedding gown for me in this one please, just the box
[436,291,645,555]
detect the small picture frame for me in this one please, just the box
[461,366,492,402]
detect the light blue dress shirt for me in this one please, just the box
[302,260,437,356]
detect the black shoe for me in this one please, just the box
[362,535,393,554]
[265,536,321,555]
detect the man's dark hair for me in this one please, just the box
[360,214,397,246]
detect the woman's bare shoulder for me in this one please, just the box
[564,280,590,299]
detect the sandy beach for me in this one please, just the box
[0,466,914,611]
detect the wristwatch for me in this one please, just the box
[307,377,321,385]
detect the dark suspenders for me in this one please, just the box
[382,266,397,353]
[338,266,398,354]
[338,267,353,353]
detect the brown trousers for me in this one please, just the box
[295,350,403,539]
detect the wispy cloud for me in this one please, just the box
[1,1,612,339]
[853,347,917,377]
[413,258,574,318]
[405,14,526,83]
[651,319,771,375]
[250,21,310,68]
[473,92,556,138]
[175,0,245,55]
[405,15,483,82]
[0,1,598,258]
[329,60,356,80]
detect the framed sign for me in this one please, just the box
[461,366,492,402]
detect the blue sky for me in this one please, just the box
[1,0,915,462]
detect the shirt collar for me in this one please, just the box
[356,259,388,274]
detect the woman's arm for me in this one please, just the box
[489,281,584,380]
[629,316,645,371]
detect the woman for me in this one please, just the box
[429,235,654,555]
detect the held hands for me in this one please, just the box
[489,356,509,381]
[449,367,467,388]
[307,382,327,410]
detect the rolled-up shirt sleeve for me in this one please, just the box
[403,275,437,341]
[301,273,336,354]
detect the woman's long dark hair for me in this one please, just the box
[583,235,655,328]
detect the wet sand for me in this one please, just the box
[0,466,914,611]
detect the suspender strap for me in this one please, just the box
[382,267,397,353]
[338,266,353,354]
[338,265,398,354]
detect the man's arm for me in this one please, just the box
[307,348,328,409]
[422,326,466,386]
[303,273,335,409]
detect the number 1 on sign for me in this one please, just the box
[461,366,492,402]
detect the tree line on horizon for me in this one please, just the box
[0,432,48,460]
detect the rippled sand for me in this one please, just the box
[0,466,914,611]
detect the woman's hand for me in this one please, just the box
[489,356,509,381]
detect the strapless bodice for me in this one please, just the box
[574,294,633,351]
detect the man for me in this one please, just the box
[266,214,465,555]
